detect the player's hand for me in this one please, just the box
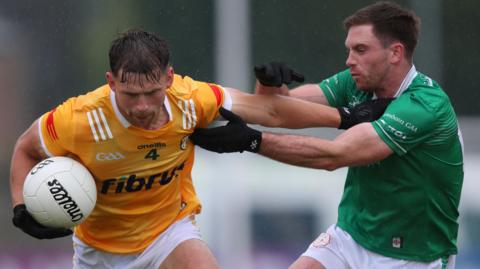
[190,108,262,153]
[12,204,73,239]
[254,62,305,87]
[338,98,395,129]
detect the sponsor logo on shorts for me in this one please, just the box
[311,232,331,248]
[392,237,403,248]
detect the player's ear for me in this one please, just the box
[165,66,174,87]
[389,42,404,64]
[106,71,116,92]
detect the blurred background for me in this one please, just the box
[1,0,479,268]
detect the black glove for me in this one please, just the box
[12,204,73,239]
[338,98,395,129]
[190,108,262,153]
[254,62,305,87]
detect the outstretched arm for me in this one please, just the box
[225,62,392,129]
[227,87,341,129]
[190,108,393,160]
[258,123,393,170]
[227,87,393,130]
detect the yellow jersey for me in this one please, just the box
[38,74,226,254]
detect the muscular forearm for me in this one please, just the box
[265,95,340,128]
[258,132,341,170]
[10,122,46,207]
[228,87,341,129]
[255,81,290,96]
[232,95,341,129]
[288,84,330,105]
[10,146,43,206]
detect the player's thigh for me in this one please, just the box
[159,238,219,269]
[296,225,350,269]
[289,256,327,269]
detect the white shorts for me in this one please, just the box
[302,224,456,269]
[72,215,202,269]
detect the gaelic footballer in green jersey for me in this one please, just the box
[321,65,463,261]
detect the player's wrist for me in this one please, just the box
[13,203,39,229]
[12,199,73,239]
[245,128,262,153]
[13,203,26,211]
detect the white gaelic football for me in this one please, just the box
[23,156,97,228]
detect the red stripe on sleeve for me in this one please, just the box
[207,83,222,106]
[46,108,59,140]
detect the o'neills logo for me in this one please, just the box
[30,159,54,175]
[47,179,84,222]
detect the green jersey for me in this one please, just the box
[320,66,464,262]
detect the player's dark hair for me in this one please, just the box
[109,28,170,85]
[343,1,420,60]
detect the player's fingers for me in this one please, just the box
[279,63,292,84]
[45,228,73,239]
[254,65,266,75]
[260,63,276,79]
[189,128,210,143]
[34,227,72,239]
[292,70,305,83]
[269,62,283,86]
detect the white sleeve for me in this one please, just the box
[220,86,233,110]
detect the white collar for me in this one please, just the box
[394,64,417,97]
[109,88,172,129]
[373,65,418,99]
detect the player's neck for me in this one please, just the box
[375,63,413,98]
[126,105,170,130]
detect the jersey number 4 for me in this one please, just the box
[144,149,160,160]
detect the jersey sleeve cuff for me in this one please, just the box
[220,87,233,110]
[372,121,407,156]
[38,115,54,157]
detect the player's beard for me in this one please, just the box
[354,67,389,93]
[353,75,375,92]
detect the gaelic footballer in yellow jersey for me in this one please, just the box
[38,74,229,254]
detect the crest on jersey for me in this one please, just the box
[180,136,189,150]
